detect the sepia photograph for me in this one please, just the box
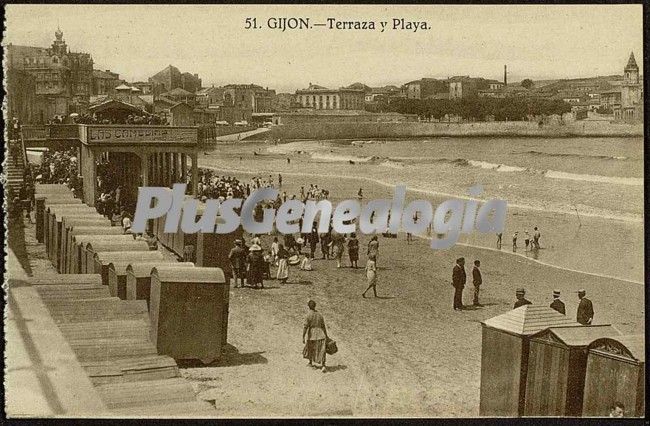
[2,3,645,420]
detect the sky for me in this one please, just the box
[4,4,644,93]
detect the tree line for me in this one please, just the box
[369,97,572,121]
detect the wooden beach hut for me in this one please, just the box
[149,266,227,362]
[80,236,147,274]
[89,243,153,280]
[46,205,98,269]
[64,226,123,274]
[110,261,193,301]
[479,305,579,416]
[35,185,76,242]
[125,263,195,309]
[582,335,645,417]
[524,325,621,416]
[44,203,93,263]
[59,216,111,273]
[70,233,128,275]
[107,251,185,300]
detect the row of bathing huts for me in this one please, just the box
[36,184,241,365]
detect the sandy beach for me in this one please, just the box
[166,138,646,416]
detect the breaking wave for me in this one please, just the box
[521,150,628,161]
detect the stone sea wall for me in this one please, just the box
[250,120,643,140]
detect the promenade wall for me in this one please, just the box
[250,120,643,140]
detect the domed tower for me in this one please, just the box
[51,27,67,56]
[624,52,639,84]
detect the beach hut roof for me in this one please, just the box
[151,266,225,284]
[588,335,645,362]
[93,249,162,262]
[533,325,621,347]
[126,262,195,278]
[482,305,580,336]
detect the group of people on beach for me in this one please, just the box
[498,227,541,252]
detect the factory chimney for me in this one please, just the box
[504,65,507,86]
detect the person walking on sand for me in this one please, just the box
[347,232,359,268]
[302,300,328,372]
[576,289,594,325]
[247,244,265,289]
[331,232,345,268]
[363,255,378,298]
[228,239,247,288]
[524,231,530,251]
[320,231,331,260]
[496,232,502,249]
[278,173,283,188]
[276,243,289,283]
[357,187,363,201]
[472,260,482,306]
[533,226,541,249]
[271,236,280,265]
[513,288,532,308]
[512,232,518,252]
[367,235,379,265]
[550,289,565,315]
[452,257,466,311]
[309,224,319,259]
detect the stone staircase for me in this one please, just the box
[4,132,27,197]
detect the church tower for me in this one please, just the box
[51,27,67,56]
[624,51,639,84]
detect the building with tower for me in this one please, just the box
[600,52,643,122]
[6,28,94,122]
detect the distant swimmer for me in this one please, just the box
[496,232,502,249]
[512,232,518,252]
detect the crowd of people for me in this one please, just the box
[49,112,169,125]
[196,168,247,200]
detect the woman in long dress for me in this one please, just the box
[363,255,378,298]
[276,244,289,283]
[302,300,328,372]
[247,244,265,289]
[367,235,379,265]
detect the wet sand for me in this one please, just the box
[199,147,644,283]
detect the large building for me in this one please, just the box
[295,84,365,110]
[599,53,643,121]
[149,65,202,95]
[91,69,121,95]
[402,78,448,100]
[223,84,276,113]
[6,28,94,122]
[449,76,503,99]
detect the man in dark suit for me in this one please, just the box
[550,289,566,314]
[513,288,532,308]
[472,260,482,306]
[576,289,594,325]
[452,257,466,311]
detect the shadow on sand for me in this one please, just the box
[178,344,268,368]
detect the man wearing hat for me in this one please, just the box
[550,290,565,315]
[513,288,532,309]
[576,289,594,325]
[228,239,247,288]
[452,257,466,311]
